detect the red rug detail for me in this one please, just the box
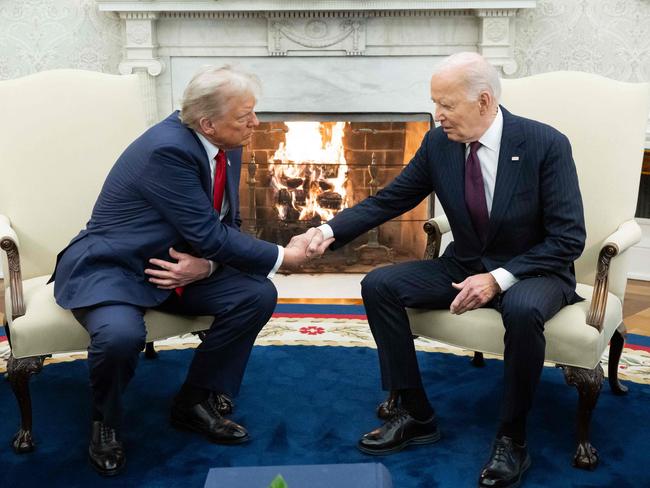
[272,312,367,319]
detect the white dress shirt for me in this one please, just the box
[195,132,283,278]
[319,107,519,292]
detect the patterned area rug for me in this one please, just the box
[2,310,650,384]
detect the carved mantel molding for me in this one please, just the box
[96,0,536,122]
[98,0,535,69]
[118,11,164,77]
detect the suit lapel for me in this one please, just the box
[484,108,525,247]
[172,111,213,198]
[189,133,213,199]
[442,141,471,224]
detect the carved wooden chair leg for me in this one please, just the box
[6,355,45,453]
[562,363,604,470]
[608,329,628,395]
[144,341,158,359]
[376,390,399,420]
[471,351,485,367]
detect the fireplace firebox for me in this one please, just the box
[240,113,433,273]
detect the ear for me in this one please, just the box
[198,116,215,136]
[477,91,492,115]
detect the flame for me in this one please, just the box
[270,121,350,222]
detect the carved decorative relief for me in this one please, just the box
[267,15,366,56]
[127,23,149,46]
[119,12,164,77]
[485,19,509,43]
[476,9,518,75]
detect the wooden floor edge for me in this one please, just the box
[277,298,364,305]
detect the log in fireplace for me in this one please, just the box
[240,113,433,273]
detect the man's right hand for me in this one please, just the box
[305,227,335,258]
[145,247,212,289]
[279,234,310,272]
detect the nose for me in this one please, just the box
[434,105,444,123]
[250,112,260,127]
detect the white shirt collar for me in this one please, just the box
[194,130,222,163]
[477,106,503,152]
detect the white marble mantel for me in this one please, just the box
[97,0,536,125]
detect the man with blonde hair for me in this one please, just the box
[303,52,585,487]
[51,65,310,476]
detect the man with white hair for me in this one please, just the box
[303,52,585,487]
[51,65,311,476]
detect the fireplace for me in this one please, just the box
[240,113,432,272]
[97,0,536,273]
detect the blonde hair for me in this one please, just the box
[179,65,261,130]
[434,52,501,103]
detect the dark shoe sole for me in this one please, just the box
[170,416,250,445]
[357,428,441,456]
[479,454,531,488]
[88,451,125,477]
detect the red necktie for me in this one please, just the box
[175,151,227,297]
[465,141,490,243]
[213,150,227,212]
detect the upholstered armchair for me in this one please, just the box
[380,72,650,470]
[0,70,212,453]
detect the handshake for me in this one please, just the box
[280,227,335,272]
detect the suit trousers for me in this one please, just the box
[72,265,277,429]
[360,257,568,425]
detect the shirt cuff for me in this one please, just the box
[490,268,519,293]
[318,224,334,240]
[267,245,284,279]
[208,260,217,276]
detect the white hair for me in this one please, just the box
[179,65,261,130]
[433,52,501,103]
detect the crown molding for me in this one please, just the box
[97,1,537,13]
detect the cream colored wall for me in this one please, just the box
[513,0,649,82]
[0,0,121,79]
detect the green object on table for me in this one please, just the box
[269,474,288,488]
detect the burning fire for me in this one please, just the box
[270,121,352,222]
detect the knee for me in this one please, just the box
[93,327,146,361]
[361,266,395,301]
[251,278,278,318]
[501,301,545,335]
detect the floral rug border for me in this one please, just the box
[2,316,649,385]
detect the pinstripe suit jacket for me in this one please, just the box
[51,112,279,310]
[329,107,586,300]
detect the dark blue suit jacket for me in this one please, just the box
[51,112,279,309]
[329,107,586,299]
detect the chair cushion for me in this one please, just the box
[407,283,622,370]
[8,276,213,359]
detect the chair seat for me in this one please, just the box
[7,275,213,359]
[407,283,622,370]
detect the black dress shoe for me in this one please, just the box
[170,397,249,444]
[209,392,234,416]
[478,436,531,488]
[357,408,441,455]
[88,421,125,477]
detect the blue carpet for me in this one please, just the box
[1,345,649,487]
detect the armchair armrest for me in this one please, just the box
[423,215,451,259]
[0,214,25,320]
[586,219,642,331]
